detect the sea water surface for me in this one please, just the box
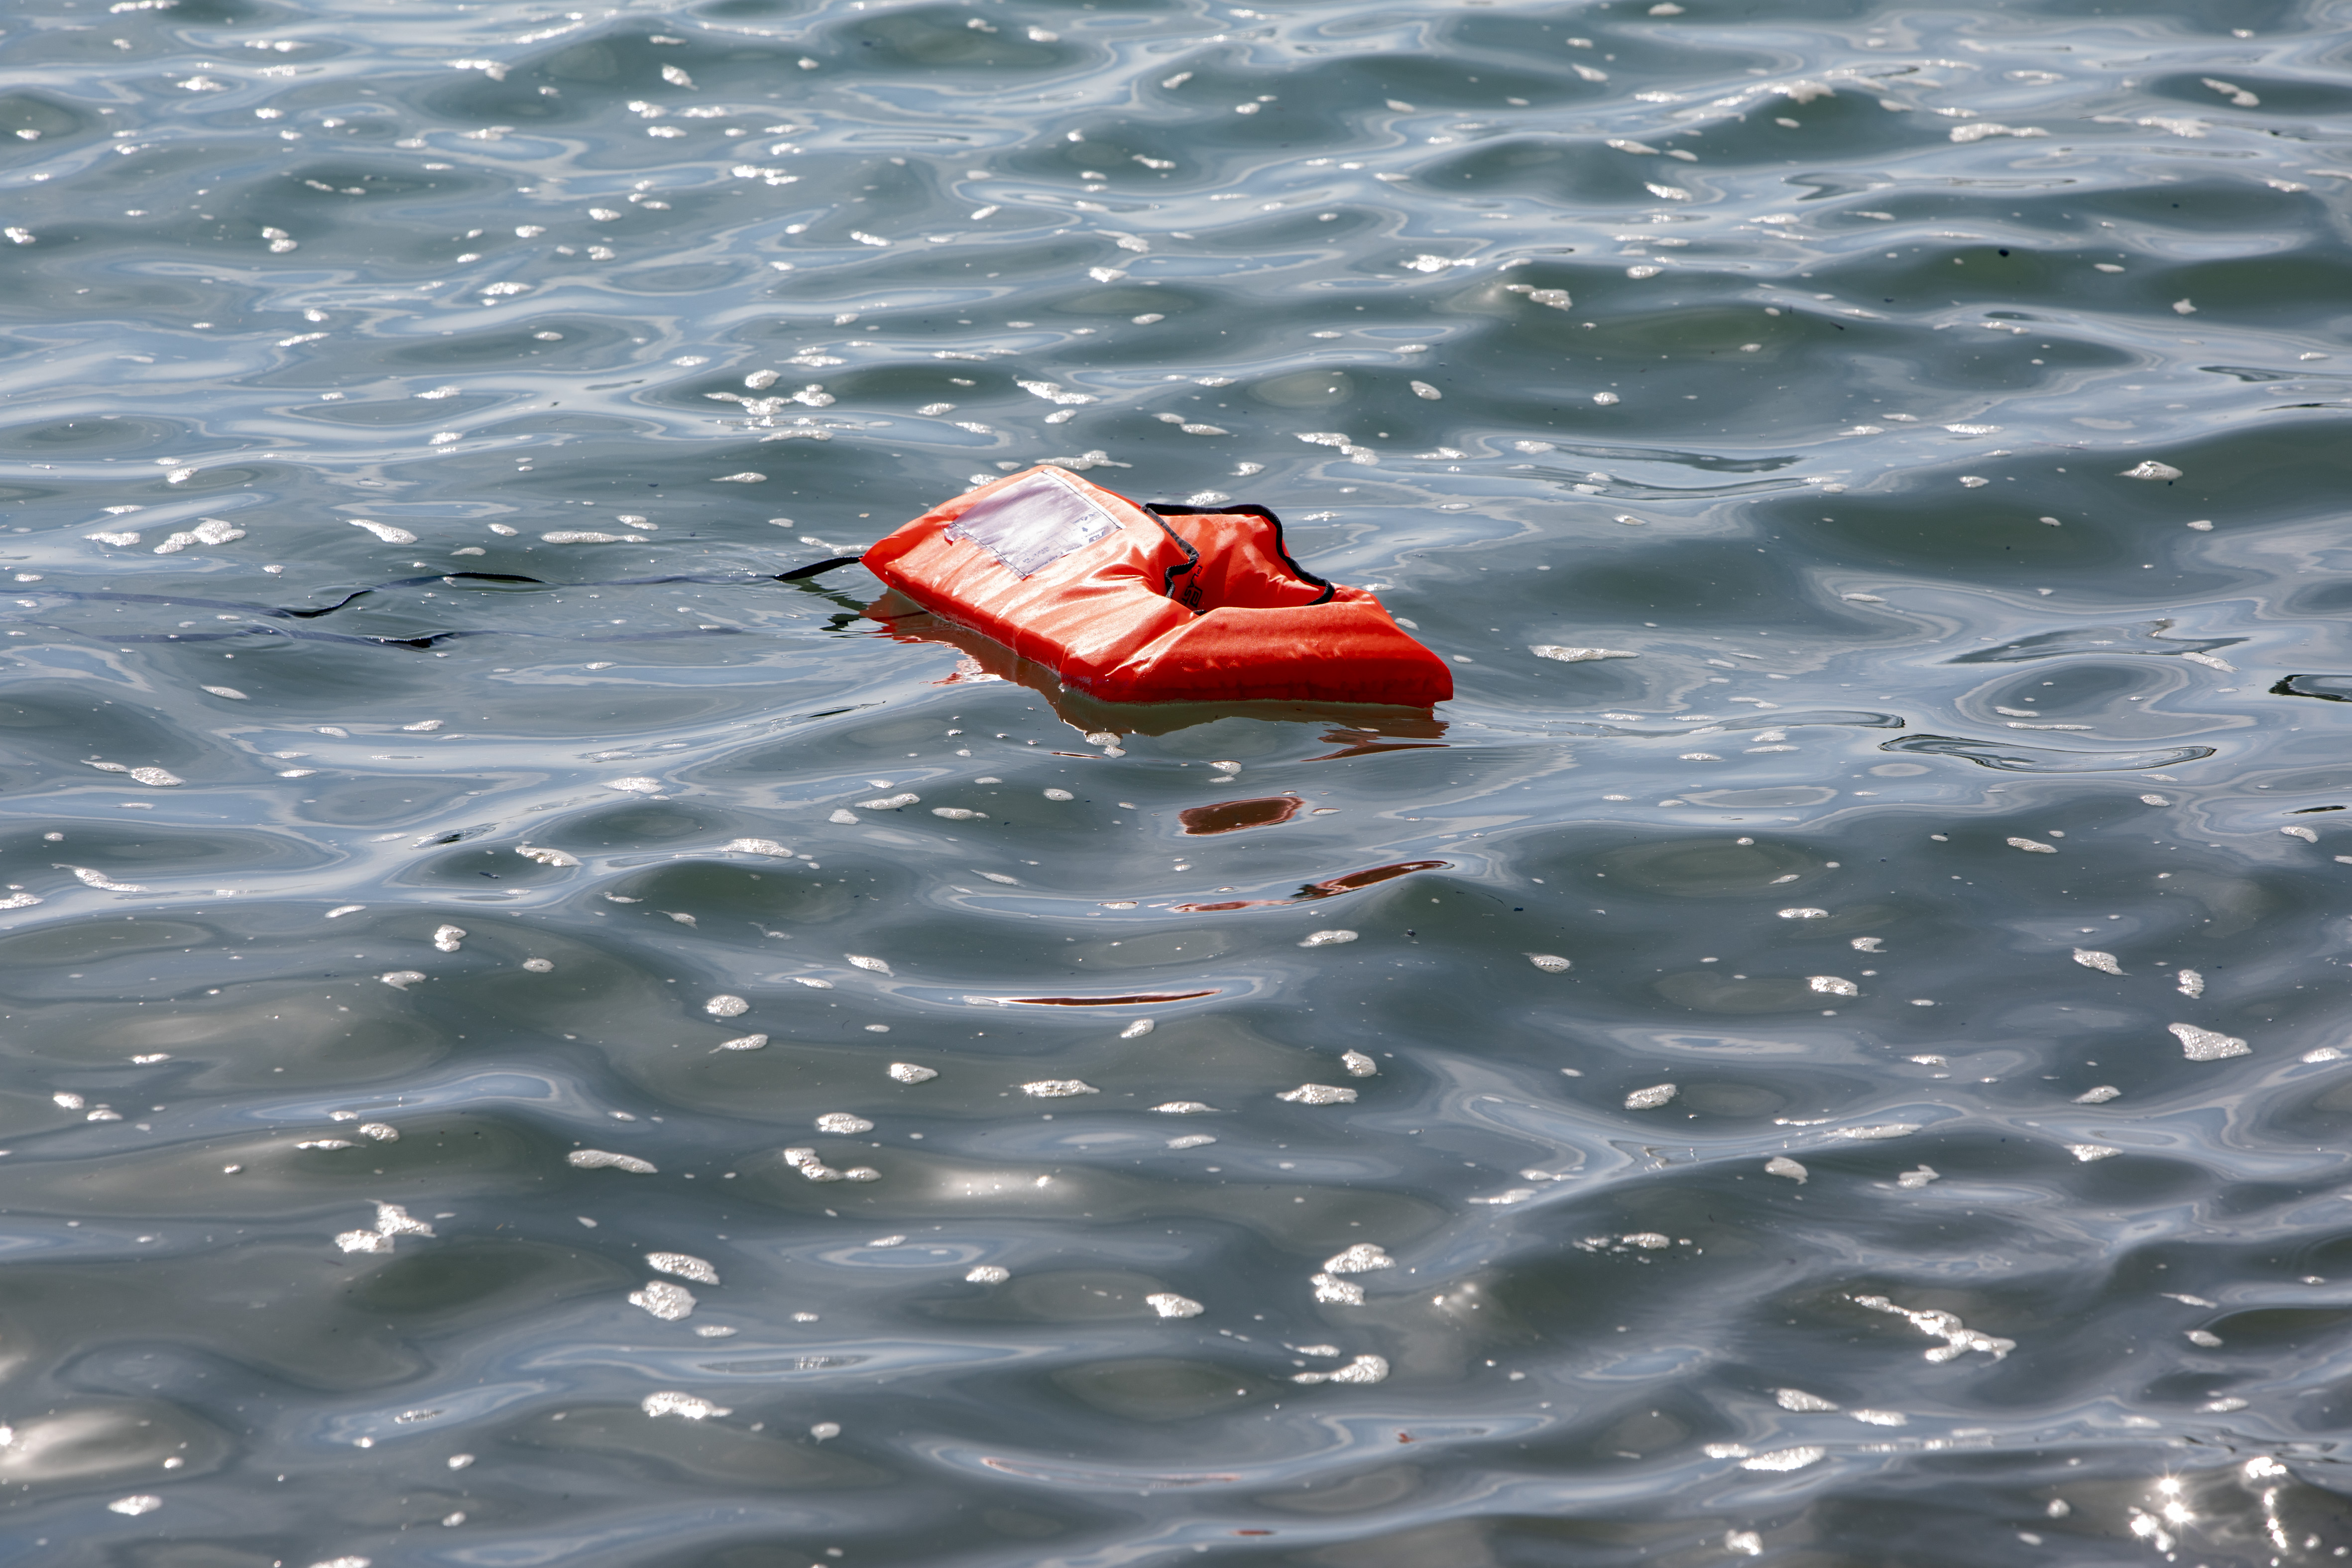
[3,0,2352,1563]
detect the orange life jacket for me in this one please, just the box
[859,467,1453,707]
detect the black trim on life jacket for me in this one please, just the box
[1145,501,1336,606]
[1136,507,1204,611]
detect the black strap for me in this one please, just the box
[20,563,861,627]
[10,618,750,652]
[1145,501,1335,606]
[6,561,857,654]
[778,555,862,582]
[1135,507,1203,609]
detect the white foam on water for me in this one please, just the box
[1322,1244,1393,1274]
[783,1147,843,1181]
[1740,1447,1825,1471]
[628,1281,696,1320]
[68,866,147,892]
[1469,1188,1537,1205]
[1852,1293,2014,1360]
[722,838,792,857]
[647,1252,718,1284]
[569,1150,657,1173]
[2169,1022,2248,1061]
[1278,1084,1356,1105]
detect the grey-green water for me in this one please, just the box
[3,1,2352,1564]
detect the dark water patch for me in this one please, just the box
[2270,674,2352,702]
[1880,733,2219,771]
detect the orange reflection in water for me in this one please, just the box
[1178,794,1305,836]
[1174,858,1448,913]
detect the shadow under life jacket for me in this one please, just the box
[860,467,1453,708]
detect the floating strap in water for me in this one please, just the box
[778,555,861,581]
[5,560,863,630]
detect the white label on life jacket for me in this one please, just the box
[944,469,1121,578]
